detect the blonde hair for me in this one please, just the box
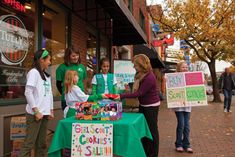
[64,70,78,93]
[133,54,152,73]
[176,61,187,72]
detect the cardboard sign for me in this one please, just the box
[71,123,113,157]
[10,116,26,140]
[114,60,136,92]
[166,71,207,108]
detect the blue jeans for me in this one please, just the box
[175,111,191,149]
[223,89,233,111]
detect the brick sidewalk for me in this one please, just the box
[158,96,235,157]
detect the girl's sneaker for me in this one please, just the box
[186,147,193,153]
[176,147,184,152]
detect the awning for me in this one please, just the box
[97,0,147,46]
[133,44,165,68]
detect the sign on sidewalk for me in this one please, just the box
[71,123,113,157]
[10,116,26,140]
[166,71,207,108]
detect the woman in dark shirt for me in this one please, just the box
[117,54,160,157]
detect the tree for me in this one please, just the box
[151,0,235,102]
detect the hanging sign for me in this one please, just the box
[152,24,160,32]
[152,33,174,47]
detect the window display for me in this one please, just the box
[0,0,35,99]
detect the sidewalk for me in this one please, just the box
[158,96,235,157]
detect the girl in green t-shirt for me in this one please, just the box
[56,46,87,111]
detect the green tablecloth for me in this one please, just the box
[48,113,152,157]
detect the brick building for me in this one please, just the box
[0,0,163,156]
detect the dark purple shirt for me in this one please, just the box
[120,71,160,105]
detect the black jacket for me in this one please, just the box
[219,72,235,90]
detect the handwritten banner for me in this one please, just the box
[166,71,207,108]
[71,123,113,157]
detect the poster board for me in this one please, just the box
[10,116,26,140]
[114,60,136,92]
[71,123,113,157]
[166,71,207,108]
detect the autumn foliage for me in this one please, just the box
[151,0,235,102]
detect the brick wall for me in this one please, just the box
[71,14,88,66]
[133,0,150,44]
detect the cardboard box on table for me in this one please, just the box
[75,100,122,121]
[99,99,122,120]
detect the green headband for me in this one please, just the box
[41,50,49,59]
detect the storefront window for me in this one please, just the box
[100,37,108,59]
[0,0,35,100]
[86,34,96,94]
[42,0,67,96]
[86,34,97,73]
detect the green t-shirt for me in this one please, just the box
[56,63,87,101]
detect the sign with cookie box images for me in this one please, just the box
[75,99,122,121]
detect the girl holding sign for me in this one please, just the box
[173,61,193,153]
[20,49,54,157]
[116,54,160,157]
[64,70,107,118]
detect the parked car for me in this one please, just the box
[206,86,213,95]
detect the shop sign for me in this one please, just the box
[0,15,29,65]
[0,65,27,86]
[2,0,26,12]
[152,24,160,32]
[152,33,174,47]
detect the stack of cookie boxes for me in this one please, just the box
[75,99,122,121]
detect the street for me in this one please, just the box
[159,96,235,157]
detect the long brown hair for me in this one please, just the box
[64,70,78,93]
[64,46,81,66]
[33,49,50,81]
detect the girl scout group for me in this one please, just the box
[19,47,117,157]
[19,47,193,157]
